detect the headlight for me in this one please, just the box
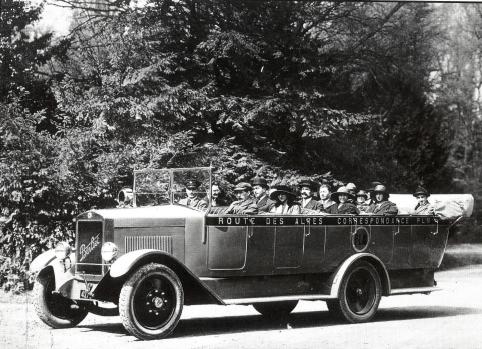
[101,242,118,263]
[55,242,71,260]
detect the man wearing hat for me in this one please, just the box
[345,183,357,204]
[298,180,322,211]
[356,190,370,213]
[178,180,208,209]
[366,181,383,206]
[366,184,398,215]
[225,182,258,214]
[269,184,301,214]
[331,186,359,214]
[252,176,275,212]
[411,185,435,215]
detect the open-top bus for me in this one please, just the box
[30,167,473,340]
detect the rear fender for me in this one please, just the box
[330,253,391,298]
[96,249,223,305]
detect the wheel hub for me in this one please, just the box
[152,296,164,309]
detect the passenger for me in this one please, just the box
[298,180,322,211]
[178,180,208,209]
[225,182,258,214]
[331,186,359,214]
[318,183,337,214]
[252,176,275,212]
[210,183,228,207]
[269,184,301,214]
[366,185,398,215]
[356,190,370,213]
[346,183,357,203]
[411,185,435,215]
[366,181,383,206]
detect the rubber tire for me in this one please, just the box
[327,261,382,323]
[253,300,298,318]
[33,274,88,328]
[119,263,184,340]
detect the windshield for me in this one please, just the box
[134,169,171,206]
[132,167,211,209]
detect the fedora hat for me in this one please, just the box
[186,180,200,190]
[366,181,383,191]
[346,183,357,193]
[252,176,269,189]
[331,186,355,202]
[234,182,252,192]
[373,184,390,200]
[298,179,318,191]
[413,186,430,198]
[356,190,368,199]
[269,184,297,200]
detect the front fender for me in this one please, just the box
[330,253,391,298]
[110,249,169,278]
[30,249,56,273]
[31,250,77,292]
[100,249,223,305]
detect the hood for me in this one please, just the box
[77,204,204,228]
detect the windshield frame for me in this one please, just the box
[133,167,212,209]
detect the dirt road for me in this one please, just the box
[1,264,482,349]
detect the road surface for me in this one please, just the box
[1,264,482,349]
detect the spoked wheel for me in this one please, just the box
[33,272,88,328]
[253,300,298,318]
[119,263,184,340]
[327,261,382,323]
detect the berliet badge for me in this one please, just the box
[79,234,101,262]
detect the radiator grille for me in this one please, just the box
[76,220,103,275]
[125,236,173,254]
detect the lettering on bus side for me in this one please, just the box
[207,215,440,227]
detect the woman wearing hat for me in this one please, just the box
[225,182,258,214]
[411,186,435,215]
[331,186,359,214]
[356,190,370,213]
[366,184,398,215]
[269,184,301,214]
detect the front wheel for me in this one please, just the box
[327,261,382,323]
[33,273,88,328]
[253,300,298,318]
[119,263,184,340]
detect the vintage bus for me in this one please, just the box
[30,167,473,340]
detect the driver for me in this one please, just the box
[178,180,208,210]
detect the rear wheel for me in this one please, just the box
[33,272,88,328]
[327,261,382,323]
[119,263,184,340]
[253,300,298,318]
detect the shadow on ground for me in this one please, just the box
[77,305,480,339]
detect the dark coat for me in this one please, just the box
[211,197,228,207]
[335,202,359,214]
[367,200,398,215]
[318,200,338,214]
[225,198,258,215]
[256,194,275,212]
[300,198,322,211]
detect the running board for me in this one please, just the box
[390,286,442,295]
[223,294,336,305]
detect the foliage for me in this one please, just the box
[0,0,471,287]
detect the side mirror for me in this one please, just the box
[117,188,134,207]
